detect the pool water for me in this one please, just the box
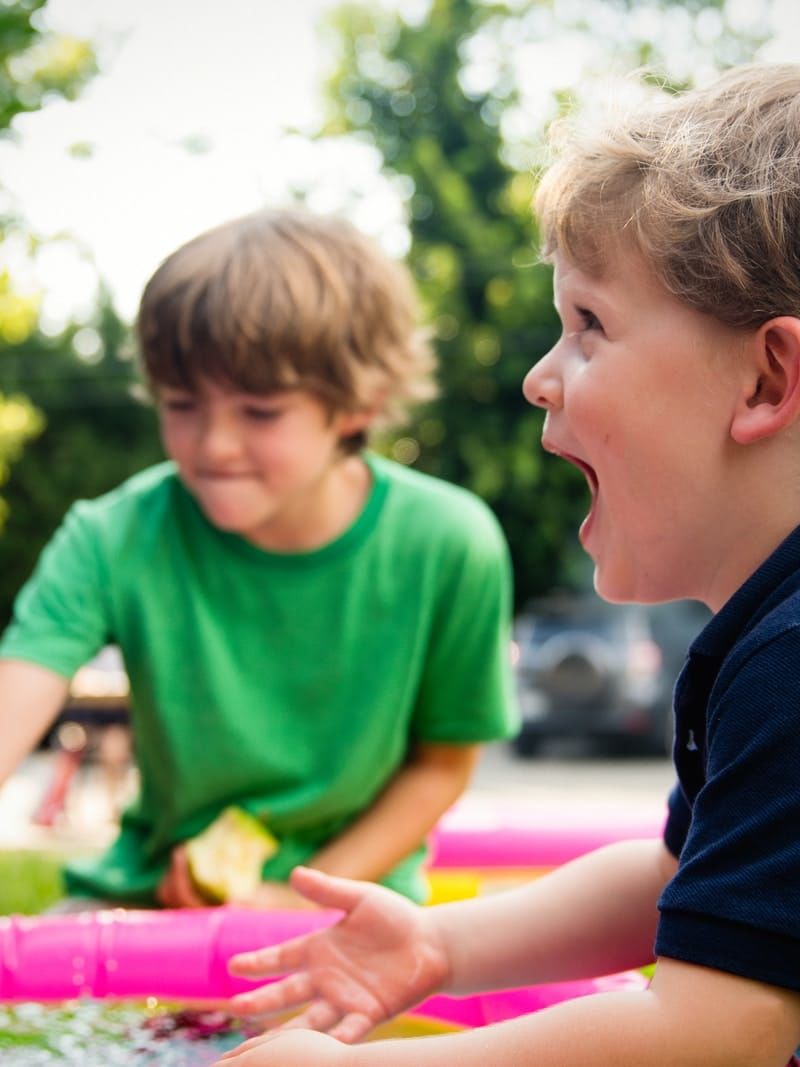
[0,1001,248,1066]
[0,1000,458,1064]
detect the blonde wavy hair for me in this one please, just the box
[536,64,800,328]
[137,208,436,450]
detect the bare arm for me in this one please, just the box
[336,963,800,1067]
[221,846,800,1067]
[159,742,481,911]
[228,839,674,1027]
[238,742,479,909]
[308,741,480,882]
[438,836,676,992]
[0,658,70,785]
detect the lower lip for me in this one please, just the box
[196,472,254,481]
[578,497,597,548]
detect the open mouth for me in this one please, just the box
[542,440,598,495]
[564,454,598,498]
[542,441,599,542]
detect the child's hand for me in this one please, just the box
[213,1029,347,1065]
[156,844,209,908]
[227,866,450,1043]
[238,880,319,910]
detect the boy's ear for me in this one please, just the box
[337,406,380,437]
[730,317,800,444]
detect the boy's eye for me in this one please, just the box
[576,306,604,333]
[162,397,197,413]
[243,405,282,422]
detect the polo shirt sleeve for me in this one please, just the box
[655,627,800,991]
[410,503,519,744]
[0,501,112,678]
[663,782,691,859]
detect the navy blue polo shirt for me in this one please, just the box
[656,525,800,991]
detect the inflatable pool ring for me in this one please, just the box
[0,906,647,1026]
[0,800,660,1029]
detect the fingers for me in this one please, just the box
[174,846,208,906]
[281,999,340,1033]
[169,845,209,908]
[229,971,314,1017]
[228,932,311,978]
[329,1011,376,1044]
[288,866,370,912]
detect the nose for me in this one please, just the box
[522,346,564,410]
[197,411,243,464]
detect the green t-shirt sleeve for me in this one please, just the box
[411,503,519,744]
[0,502,112,678]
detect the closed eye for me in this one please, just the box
[243,405,283,422]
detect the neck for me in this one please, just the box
[247,454,372,552]
[701,451,800,612]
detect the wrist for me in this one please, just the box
[419,905,454,994]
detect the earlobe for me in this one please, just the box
[730,317,800,444]
[338,406,380,438]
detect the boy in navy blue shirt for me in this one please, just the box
[214,64,800,1067]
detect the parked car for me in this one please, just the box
[511,593,710,756]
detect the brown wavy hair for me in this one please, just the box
[137,208,436,451]
[536,64,800,329]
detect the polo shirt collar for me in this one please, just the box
[689,524,800,660]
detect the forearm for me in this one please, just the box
[307,744,479,883]
[431,838,676,994]
[0,659,69,785]
[342,976,799,1067]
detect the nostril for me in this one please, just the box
[523,373,561,411]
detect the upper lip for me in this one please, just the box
[541,438,598,493]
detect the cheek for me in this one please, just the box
[159,419,191,460]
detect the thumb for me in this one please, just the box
[289,866,370,912]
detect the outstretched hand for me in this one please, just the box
[226,866,450,1044]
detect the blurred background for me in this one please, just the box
[0,0,796,863]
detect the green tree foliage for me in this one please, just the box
[319,0,769,604]
[0,2,160,624]
[321,0,589,605]
[0,294,161,626]
[0,0,96,534]
[0,0,94,130]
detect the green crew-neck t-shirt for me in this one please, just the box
[1,454,518,902]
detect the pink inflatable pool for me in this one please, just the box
[431,797,665,868]
[0,906,647,1026]
[0,800,660,1025]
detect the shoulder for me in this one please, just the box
[369,453,507,549]
[63,463,184,559]
[718,585,800,688]
[709,588,800,741]
[70,462,181,528]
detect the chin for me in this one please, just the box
[199,505,255,532]
[593,566,645,606]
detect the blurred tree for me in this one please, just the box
[0,1,160,625]
[0,292,161,624]
[317,0,770,605]
[0,1,96,537]
[0,0,94,128]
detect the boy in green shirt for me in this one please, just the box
[0,209,518,910]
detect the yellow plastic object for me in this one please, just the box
[186,807,278,903]
[370,1014,463,1039]
[426,867,551,904]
